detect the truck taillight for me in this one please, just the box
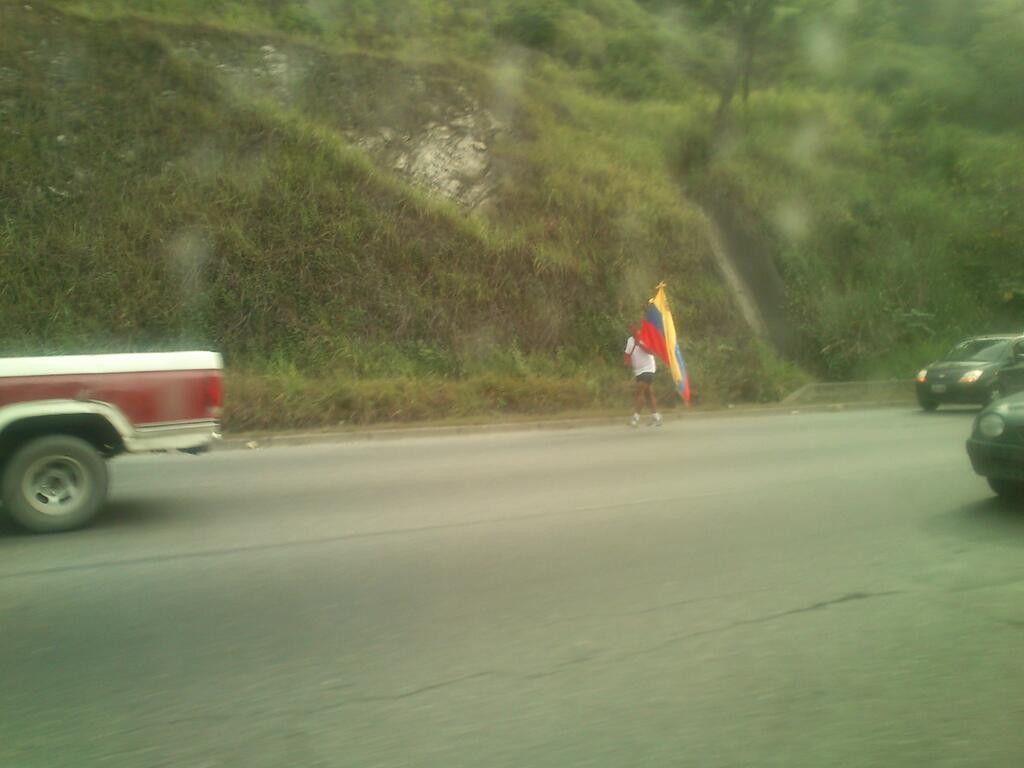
[207,373,223,418]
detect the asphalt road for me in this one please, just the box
[3,407,1024,768]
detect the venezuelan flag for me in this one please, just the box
[637,283,691,404]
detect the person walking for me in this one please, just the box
[624,324,661,427]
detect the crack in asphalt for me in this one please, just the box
[735,590,903,625]
[334,591,906,699]
[522,652,606,680]
[530,586,783,631]
[11,590,908,736]
[0,487,775,582]
[349,671,495,702]
[1,450,957,582]
[621,590,904,661]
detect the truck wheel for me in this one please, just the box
[2,436,109,533]
[987,477,1024,501]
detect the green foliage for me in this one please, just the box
[1,0,762,426]
[699,83,1024,377]
[494,0,562,49]
[223,341,803,430]
[275,3,324,36]
[597,29,668,99]
[685,0,781,28]
[224,367,625,431]
[8,0,1024,427]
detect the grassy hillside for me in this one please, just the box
[4,0,1022,427]
[682,1,1024,378]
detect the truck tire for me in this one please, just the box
[2,435,109,533]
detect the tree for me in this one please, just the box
[684,0,819,128]
[684,0,789,125]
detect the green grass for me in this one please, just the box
[1,1,790,428]
[683,78,1024,378]
[224,367,623,432]
[6,0,1024,428]
[223,343,805,433]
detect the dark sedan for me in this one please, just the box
[916,335,1022,411]
[996,338,1024,398]
[966,391,1024,499]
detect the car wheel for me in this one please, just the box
[1,435,109,533]
[987,477,1024,501]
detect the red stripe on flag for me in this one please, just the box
[638,321,669,364]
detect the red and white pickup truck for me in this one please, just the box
[0,351,223,533]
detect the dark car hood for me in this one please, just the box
[929,360,999,372]
[985,390,1024,423]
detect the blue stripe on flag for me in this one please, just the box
[644,306,666,335]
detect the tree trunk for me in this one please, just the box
[714,72,737,128]
[741,35,757,104]
[714,38,746,129]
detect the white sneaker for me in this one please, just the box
[650,413,662,427]
[629,413,640,427]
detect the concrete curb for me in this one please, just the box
[782,379,915,405]
[216,399,916,451]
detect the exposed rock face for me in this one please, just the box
[176,38,502,210]
[357,106,501,209]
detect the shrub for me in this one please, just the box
[495,0,561,49]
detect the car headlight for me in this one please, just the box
[916,369,928,383]
[979,413,1005,438]
[960,369,984,384]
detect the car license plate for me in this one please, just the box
[931,384,947,394]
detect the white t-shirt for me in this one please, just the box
[625,336,656,376]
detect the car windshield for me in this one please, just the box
[943,339,1008,362]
